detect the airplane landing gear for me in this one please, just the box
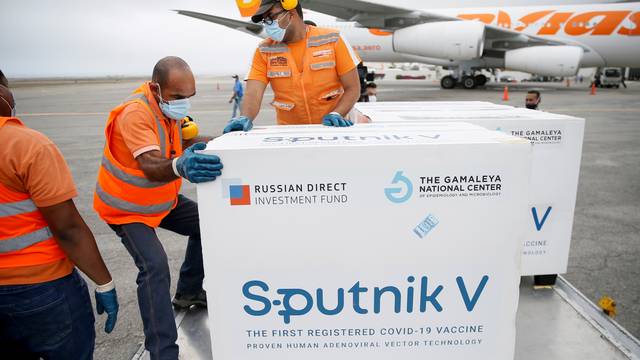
[462,76,477,89]
[440,75,456,89]
[474,74,487,87]
[440,73,488,89]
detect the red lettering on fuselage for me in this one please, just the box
[497,11,511,28]
[565,11,631,35]
[456,9,639,36]
[539,12,573,35]
[619,12,640,35]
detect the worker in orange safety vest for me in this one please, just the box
[0,83,118,360]
[223,0,362,132]
[93,56,222,360]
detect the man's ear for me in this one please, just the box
[150,82,162,100]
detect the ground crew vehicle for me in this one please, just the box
[598,68,623,88]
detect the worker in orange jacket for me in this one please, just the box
[0,83,118,359]
[93,57,222,360]
[224,0,362,132]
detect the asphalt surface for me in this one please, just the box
[9,78,640,359]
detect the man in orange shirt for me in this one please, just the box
[223,0,361,132]
[93,57,222,359]
[0,84,118,359]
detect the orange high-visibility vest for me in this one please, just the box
[0,117,73,285]
[260,27,347,125]
[93,84,183,228]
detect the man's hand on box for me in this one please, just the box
[223,116,253,134]
[173,143,223,183]
[322,112,353,127]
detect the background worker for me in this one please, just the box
[229,74,244,118]
[525,90,542,110]
[365,82,377,102]
[224,0,361,133]
[93,56,222,360]
[0,84,118,359]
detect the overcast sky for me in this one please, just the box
[1,0,617,78]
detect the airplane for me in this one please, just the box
[176,1,640,89]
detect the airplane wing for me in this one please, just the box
[299,0,452,28]
[174,10,264,37]
[299,0,572,52]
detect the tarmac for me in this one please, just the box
[9,78,640,359]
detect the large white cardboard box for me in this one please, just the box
[351,102,585,276]
[197,125,531,359]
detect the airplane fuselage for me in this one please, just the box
[336,3,640,68]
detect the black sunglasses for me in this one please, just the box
[262,10,288,25]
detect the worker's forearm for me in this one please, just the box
[240,80,267,121]
[54,222,112,286]
[183,135,214,148]
[241,97,261,121]
[137,152,179,182]
[332,88,360,117]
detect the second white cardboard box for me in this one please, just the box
[351,102,585,276]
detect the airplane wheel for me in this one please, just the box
[474,74,487,86]
[462,76,477,89]
[440,75,456,89]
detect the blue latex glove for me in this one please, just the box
[175,143,223,183]
[322,112,353,127]
[95,288,119,334]
[223,115,253,134]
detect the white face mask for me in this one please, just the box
[368,95,377,103]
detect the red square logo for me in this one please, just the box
[229,185,251,206]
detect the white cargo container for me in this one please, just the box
[133,124,638,360]
[196,126,531,360]
[351,102,585,277]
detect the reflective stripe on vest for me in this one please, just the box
[0,197,53,254]
[308,34,339,48]
[310,61,336,70]
[259,44,289,53]
[308,33,339,42]
[0,227,52,253]
[95,182,175,214]
[271,101,295,111]
[101,156,168,188]
[267,70,292,78]
[0,199,37,217]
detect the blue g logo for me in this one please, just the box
[384,171,413,203]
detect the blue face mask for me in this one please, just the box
[265,13,291,42]
[156,84,191,120]
[159,98,190,120]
